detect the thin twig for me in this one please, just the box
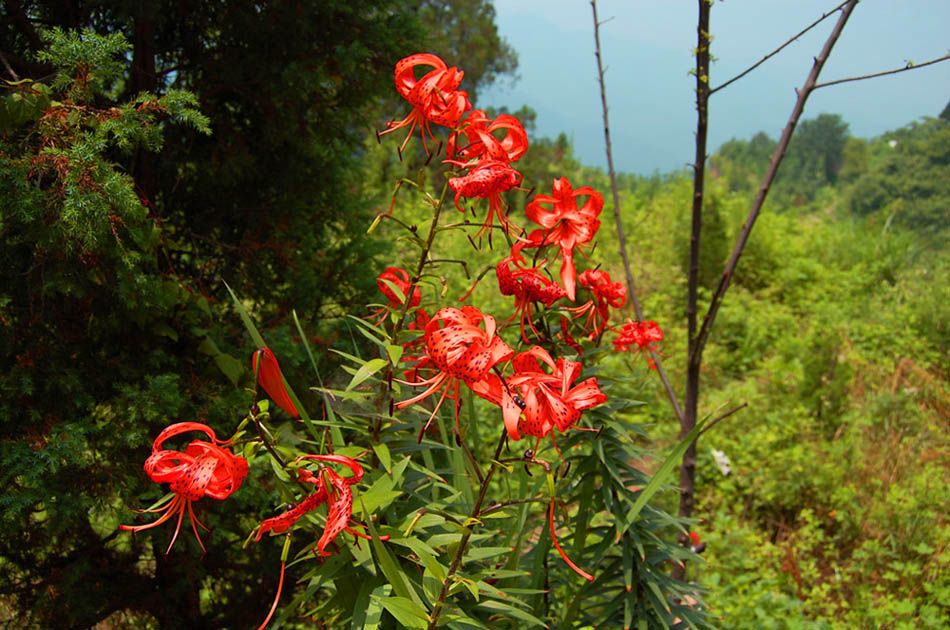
[691,0,859,367]
[697,402,748,439]
[590,0,684,422]
[710,0,850,95]
[815,53,950,89]
[480,497,549,517]
[0,49,20,81]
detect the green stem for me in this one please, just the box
[373,180,452,443]
[391,179,451,343]
[251,412,287,469]
[426,429,507,630]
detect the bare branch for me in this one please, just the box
[0,49,20,81]
[691,0,859,368]
[815,53,950,89]
[697,402,748,440]
[590,0,684,422]
[710,0,851,95]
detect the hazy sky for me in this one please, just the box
[479,0,950,175]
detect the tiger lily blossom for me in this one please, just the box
[473,346,606,454]
[524,178,604,301]
[370,267,422,325]
[256,454,386,556]
[566,269,626,341]
[396,306,514,440]
[379,53,471,156]
[121,422,248,554]
[495,246,566,342]
[255,454,388,630]
[447,159,523,239]
[612,319,664,368]
[253,347,299,418]
[447,109,529,164]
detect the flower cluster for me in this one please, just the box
[374,53,670,452]
[376,53,674,581]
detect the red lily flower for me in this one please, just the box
[378,267,421,310]
[121,422,248,554]
[396,306,514,440]
[256,454,384,556]
[253,347,299,418]
[495,246,566,342]
[474,347,606,452]
[255,454,389,630]
[524,178,604,300]
[447,109,529,163]
[612,319,664,368]
[370,267,422,325]
[558,315,585,356]
[448,159,523,239]
[379,53,471,155]
[565,269,626,340]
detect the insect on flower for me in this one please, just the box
[473,346,606,457]
[120,422,248,554]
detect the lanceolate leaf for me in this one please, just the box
[620,416,711,534]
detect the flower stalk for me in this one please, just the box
[426,429,508,630]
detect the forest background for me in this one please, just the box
[1,1,948,629]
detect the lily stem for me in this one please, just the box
[251,413,287,469]
[374,180,452,444]
[427,429,508,630]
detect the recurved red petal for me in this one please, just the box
[317,471,354,556]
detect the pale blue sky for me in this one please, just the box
[480,0,950,174]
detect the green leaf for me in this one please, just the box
[386,344,404,365]
[376,596,429,630]
[213,352,243,386]
[476,599,546,628]
[352,583,390,630]
[355,474,402,516]
[362,499,424,607]
[346,358,388,391]
[373,443,392,474]
[621,416,711,533]
[379,278,407,305]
